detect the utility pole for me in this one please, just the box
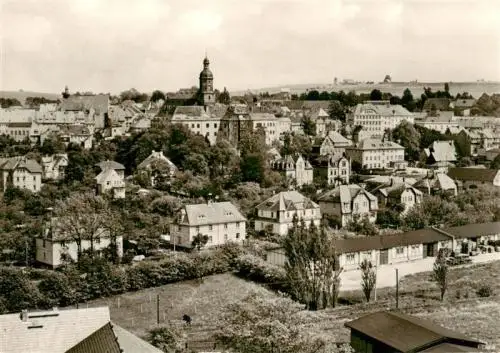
[396,269,399,309]
[374,256,378,301]
[157,294,160,325]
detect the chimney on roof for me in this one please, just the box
[20,310,28,322]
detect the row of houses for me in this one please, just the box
[265,221,500,271]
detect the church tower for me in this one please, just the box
[199,55,215,107]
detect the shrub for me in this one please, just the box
[234,254,289,293]
[477,285,493,298]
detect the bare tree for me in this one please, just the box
[53,193,110,261]
[360,259,376,302]
[432,252,448,301]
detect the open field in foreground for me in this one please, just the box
[82,261,500,351]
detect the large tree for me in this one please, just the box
[370,89,383,101]
[391,121,421,161]
[328,100,346,122]
[301,116,316,136]
[283,220,342,310]
[53,193,112,260]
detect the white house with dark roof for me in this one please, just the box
[371,181,423,214]
[318,184,378,227]
[0,156,43,192]
[35,217,123,268]
[137,150,177,186]
[255,191,321,236]
[271,154,313,186]
[95,160,125,178]
[345,138,406,170]
[41,154,68,180]
[313,130,352,156]
[170,201,246,248]
[95,169,126,199]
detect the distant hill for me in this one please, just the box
[0,91,61,105]
[231,82,500,99]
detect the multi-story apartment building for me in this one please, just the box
[271,154,313,187]
[171,106,222,145]
[312,153,351,186]
[345,138,406,170]
[318,184,378,227]
[170,201,246,248]
[255,191,321,236]
[351,102,414,140]
[0,156,43,192]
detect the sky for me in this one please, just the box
[1,0,499,94]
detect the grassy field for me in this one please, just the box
[81,261,500,351]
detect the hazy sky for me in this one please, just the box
[1,0,499,94]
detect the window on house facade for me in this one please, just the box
[206,123,209,128]
[209,225,212,231]
[197,124,200,128]
[95,237,100,244]
[236,233,240,239]
[396,247,405,256]
[224,223,228,229]
[196,226,200,232]
[61,241,66,247]
[346,253,356,264]
[224,234,228,241]
[236,222,240,228]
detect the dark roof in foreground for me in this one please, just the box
[66,323,121,353]
[345,311,483,352]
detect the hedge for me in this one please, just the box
[234,253,291,294]
[0,243,244,314]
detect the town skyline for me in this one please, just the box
[1,0,500,93]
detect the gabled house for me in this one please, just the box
[35,217,123,268]
[414,172,458,196]
[345,311,484,353]
[312,130,352,156]
[170,201,246,248]
[95,168,126,199]
[41,153,68,181]
[448,167,500,188]
[0,156,43,192]
[255,191,321,236]
[371,181,423,214]
[0,306,163,353]
[58,124,94,149]
[424,140,457,170]
[318,184,378,227]
[307,107,329,137]
[271,154,313,187]
[95,160,125,178]
[137,150,177,186]
[312,153,350,186]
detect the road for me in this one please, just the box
[340,252,500,292]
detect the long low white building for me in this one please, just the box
[265,222,500,271]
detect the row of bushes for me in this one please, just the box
[234,254,291,294]
[0,244,243,313]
